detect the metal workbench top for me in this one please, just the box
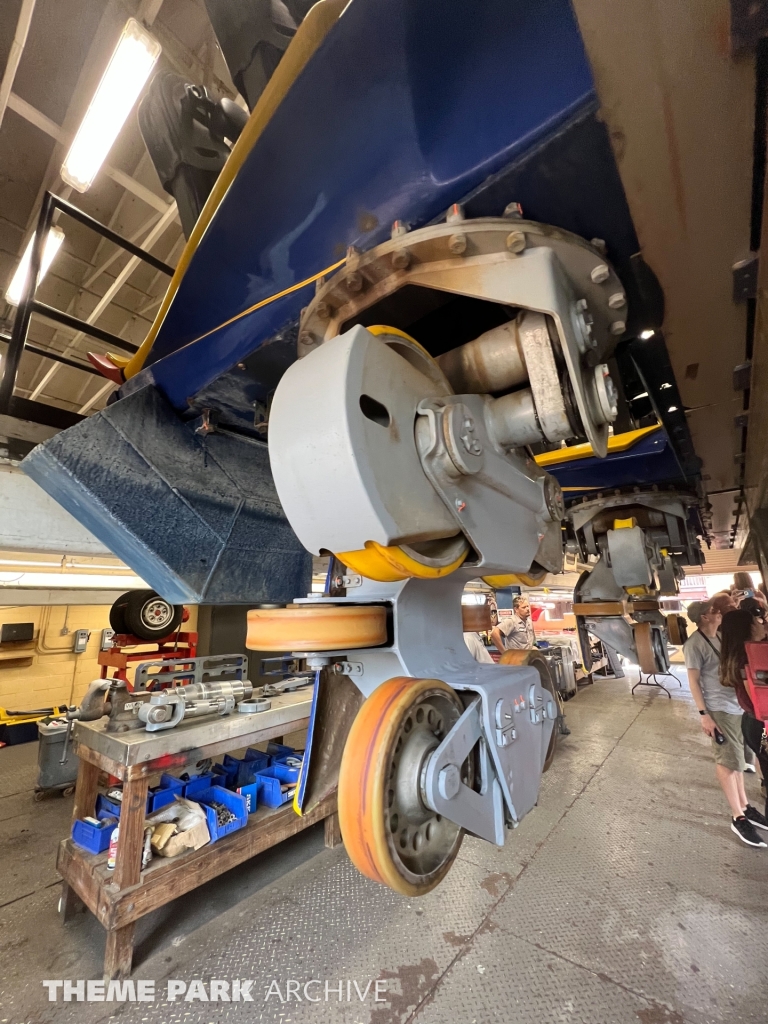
[72,689,313,767]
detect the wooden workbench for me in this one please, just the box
[58,690,340,980]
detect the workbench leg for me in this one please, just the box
[103,775,148,981]
[104,924,136,981]
[113,776,149,890]
[60,882,83,923]
[71,758,99,823]
[324,811,342,849]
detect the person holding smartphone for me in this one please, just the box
[684,600,768,847]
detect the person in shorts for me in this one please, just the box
[684,599,768,847]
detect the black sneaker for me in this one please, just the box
[744,804,768,831]
[731,816,768,847]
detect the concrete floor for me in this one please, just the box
[1,669,767,1024]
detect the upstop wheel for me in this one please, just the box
[338,677,466,896]
[499,649,559,771]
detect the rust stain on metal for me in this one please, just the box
[660,88,688,236]
[370,957,440,1024]
[480,871,512,898]
[636,1001,685,1024]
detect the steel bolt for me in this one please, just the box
[591,237,607,254]
[237,362,246,370]
[391,249,410,270]
[506,230,526,254]
[608,292,626,309]
[503,202,523,219]
[346,271,363,293]
[316,301,331,320]
[448,233,467,255]
[590,263,610,284]
[610,320,626,336]
[438,763,461,800]
[299,331,315,348]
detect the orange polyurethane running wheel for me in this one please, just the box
[633,621,657,675]
[338,676,465,896]
[245,603,387,651]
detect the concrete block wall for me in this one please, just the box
[0,604,198,712]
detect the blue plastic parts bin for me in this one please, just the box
[223,752,268,788]
[243,748,271,770]
[237,781,259,813]
[255,764,300,808]
[193,785,248,841]
[148,774,184,812]
[72,818,116,854]
[96,775,184,818]
[274,754,303,777]
[181,772,216,798]
[95,792,123,818]
[266,741,300,760]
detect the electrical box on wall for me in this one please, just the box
[73,629,90,653]
[1,622,34,643]
[100,628,115,651]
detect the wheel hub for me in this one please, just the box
[385,690,463,881]
[143,598,173,628]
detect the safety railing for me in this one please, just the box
[0,191,174,430]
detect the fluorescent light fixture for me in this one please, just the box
[6,227,65,306]
[631,392,649,401]
[659,382,672,390]
[0,572,146,589]
[668,405,678,412]
[639,329,655,340]
[0,558,130,570]
[61,18,161,192]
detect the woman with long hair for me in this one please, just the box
[720,607,768,815]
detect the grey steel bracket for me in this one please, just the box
[133,652,248,691]
[416,394,560,574]
[423,698,505,845]
[423,668,554,845]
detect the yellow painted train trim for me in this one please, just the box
[123,0,348,380]
[534,424,661,468]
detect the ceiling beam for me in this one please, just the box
[0,0,37,130]
[137,0,165,27]
[6,92,174,216]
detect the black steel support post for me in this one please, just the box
[0,192,55,412]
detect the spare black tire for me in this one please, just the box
[109,591,134,635]
[121,590,183,642]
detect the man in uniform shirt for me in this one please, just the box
[490,595,535,654]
